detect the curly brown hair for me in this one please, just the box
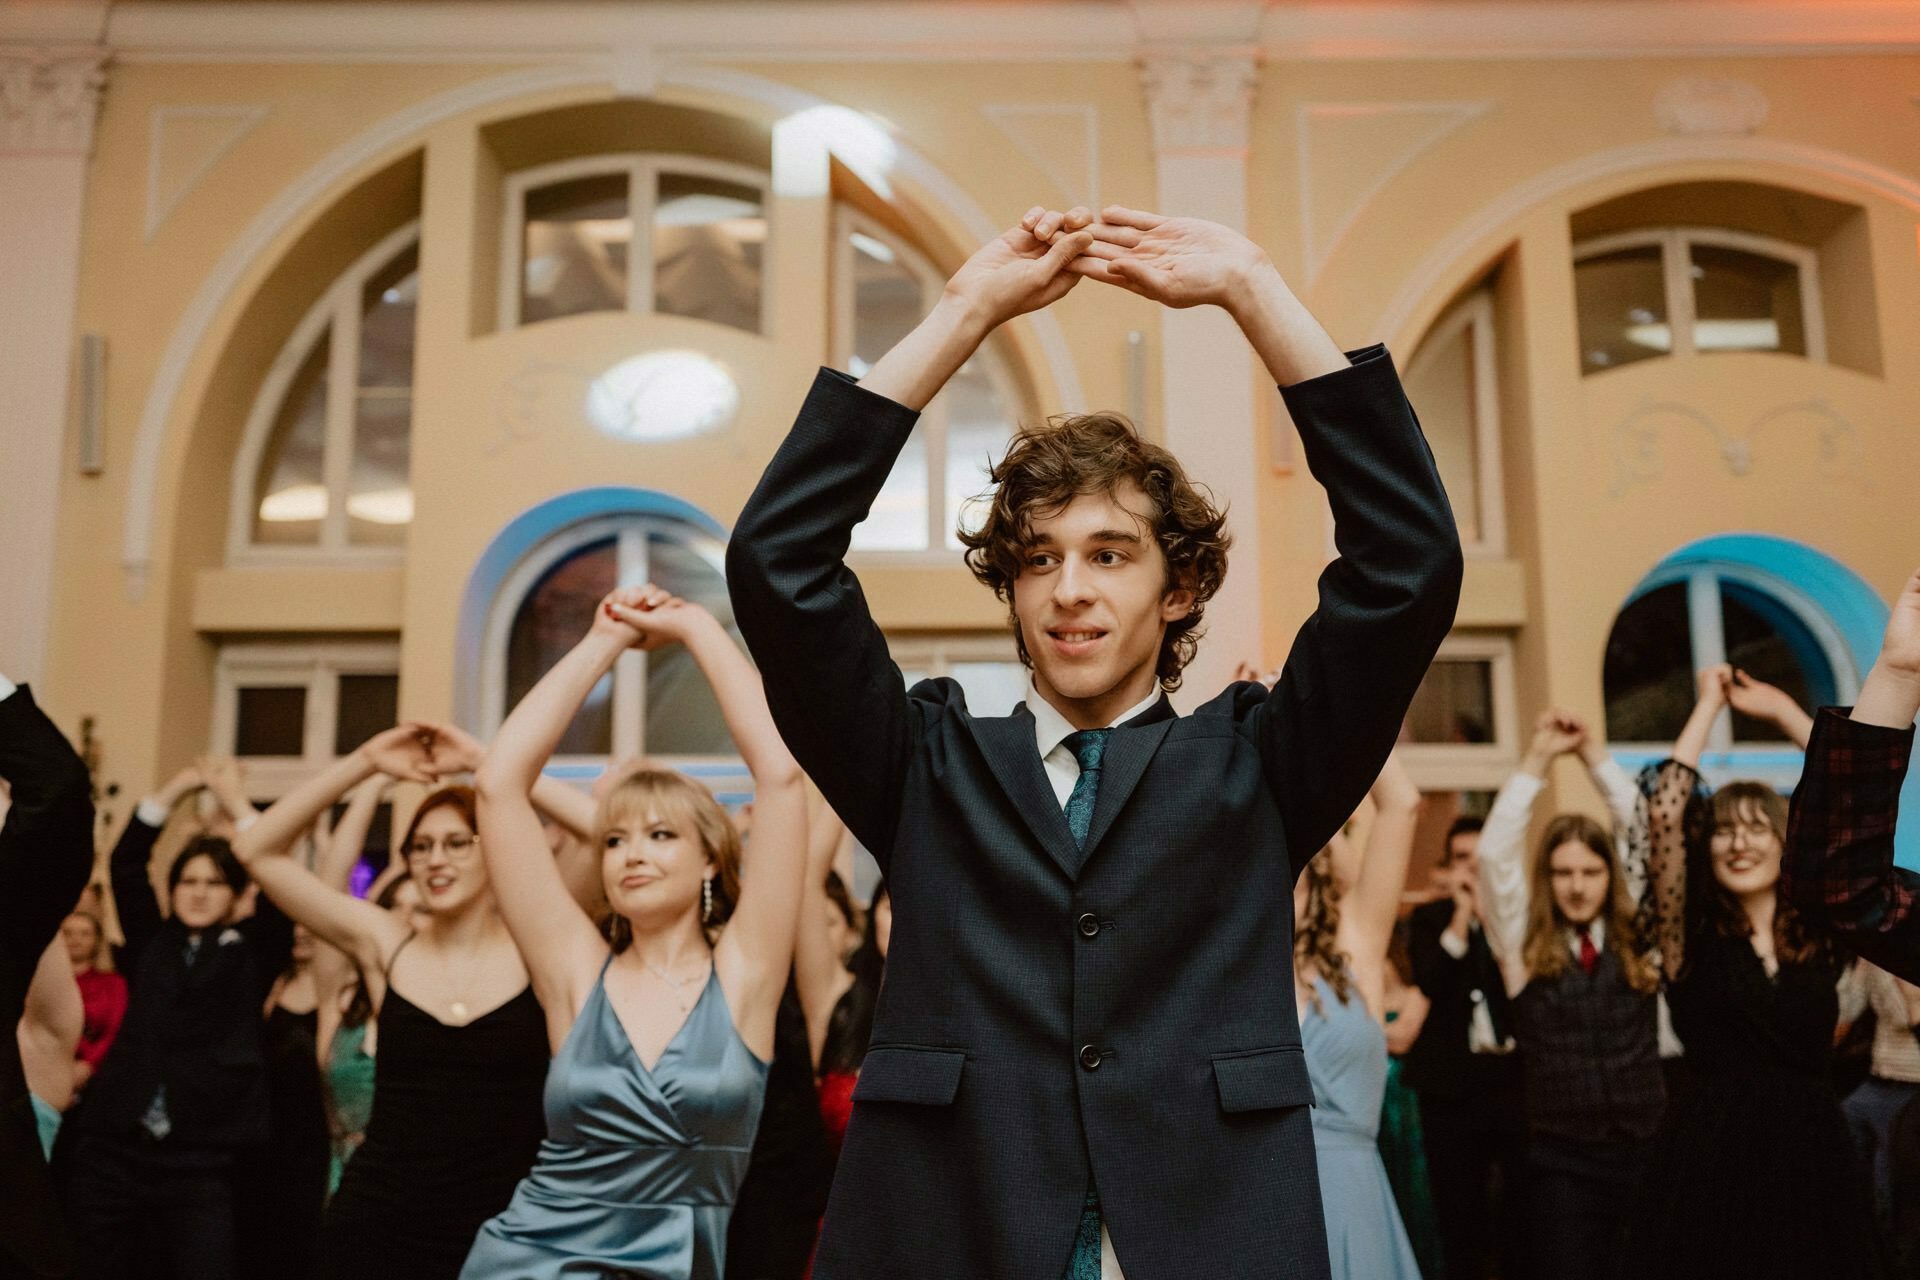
[1522,814,1659,994]
[1294,848,1356,1012]
[957,411,1231,691]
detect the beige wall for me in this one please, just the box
[24,18,1920,845]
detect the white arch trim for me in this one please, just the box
[1370,134,1920,355]
[121,61,1086,598]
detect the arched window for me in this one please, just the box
[233,222,420,557]
[502,156,768,334]
[1574,227,1825,374]
[834,209,1028,552]
[1403,285,1506,555]
[483,516,740,761]
[1604,558,1857,786]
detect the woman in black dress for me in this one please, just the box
[1628,666,1882,1279]
[232,724,594,1280]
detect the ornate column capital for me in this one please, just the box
[1,46,109,157]
[1139,50,1257,157]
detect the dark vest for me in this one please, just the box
[1512,940,1664,1143]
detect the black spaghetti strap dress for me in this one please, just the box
[320,939,549,1280]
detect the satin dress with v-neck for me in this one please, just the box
[460,958,770,1280]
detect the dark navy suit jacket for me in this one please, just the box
[727,346,1462,1279]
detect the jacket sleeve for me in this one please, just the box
[107,808,167,971]
[0,685,96,994]
[726,369,935,873]
[1408,905,1470,1002]
[1783,709,1920,982]
[1250,346,1464,879]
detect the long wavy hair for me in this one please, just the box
[1522,813,1659,994]
[595,769,741,954]
[1692,781,1828,967]
[957,410,1231,691]
[1294,849,1355,1012]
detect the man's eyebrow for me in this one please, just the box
[1089,528,1144,544]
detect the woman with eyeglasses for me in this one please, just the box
[231,722,594,1280]
[1623,665,1883,1280]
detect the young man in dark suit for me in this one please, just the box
[1406,818,1531,1280]
[0,673,96,1280]
[728,204,1462,1279]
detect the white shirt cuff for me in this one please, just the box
[0,673,16,702]
[135,797,172,828]
[1439,928,1469,960]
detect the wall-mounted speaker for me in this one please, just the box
[77,333,106,476]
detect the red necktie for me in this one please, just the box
[1577,926,1598,975]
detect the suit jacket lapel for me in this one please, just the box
[1073,712,1176,875]
[965,709,1082,879]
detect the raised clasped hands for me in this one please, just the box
[596,584,704,653]
[1022,204,1276,314]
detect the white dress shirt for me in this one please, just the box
[1023,677,1160,1280]
[0,672,16,702]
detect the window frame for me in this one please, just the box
[479,514,737,769]
[832,207,1029,561]
[1572,226,1827,368]
[228,220,422,566]
[1607,561,1859,790]
[213,640,401,798]
[1398,634,1521,793]
[1404,287,1508,559]
[499,154,773,334]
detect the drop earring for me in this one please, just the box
[702,877,714,924]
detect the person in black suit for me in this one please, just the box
[1406,817,1531,1280]
[727,203,1462,1279]
[65,766,291,1280]
[0,675,96,1280]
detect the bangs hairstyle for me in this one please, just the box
[401,785,478,855]
[167,835,248,895]
[1694,781,1827,966]
[958,411,1230,691]
[1522,814,1659,994]
[595,769,742,952]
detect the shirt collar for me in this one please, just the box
[1569,918,1607,951]
[1027,677,1163,760]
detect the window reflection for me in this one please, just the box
[254,333,331,545]
[522,174,630,324]
[653,173,764,333]
[1575,244,1668,372]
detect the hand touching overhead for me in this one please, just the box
[600,584,708,652]
[943,219,1094,330]
[1026,204,1273,312]
[357,724,442,785]
[1854,568,1920,729]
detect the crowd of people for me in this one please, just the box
[1,201,1916,1280]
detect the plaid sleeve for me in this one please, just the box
[1784,708,1919,980]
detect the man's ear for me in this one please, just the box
[1160,584,1196,623]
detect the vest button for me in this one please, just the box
[1079,1045,1103,1070]
[1077,913,1101,938]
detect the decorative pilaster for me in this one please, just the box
[0,46,109,155]
[1138,47,1264,701]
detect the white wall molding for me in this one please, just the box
[980,104,1099,213]
[14,2,1915,66]
[144,104,269,240]
[0,45,108,156]
[120,60,1086,596]
[1140,52,1257,156]
[1373,135,1920,355]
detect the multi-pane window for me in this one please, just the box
[834,210,1028,553]
[1403,288,1506,555]
[237,224,420,556]
[487,518,740,761]
[1574,228,1824,374]
[504,157,767,334]
[1604,563,1850,753]
[215,643,401,796]
[890,634,1029,717]
[1398,636,1519,793]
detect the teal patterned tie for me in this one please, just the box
[1062,728,1111,1278]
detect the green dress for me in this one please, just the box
[1378,1015,1445,1279]
[326,1020,378,1194]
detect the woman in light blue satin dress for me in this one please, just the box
[462,586,811,1279]
[1293,752,1425,1280]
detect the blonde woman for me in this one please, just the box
[463,584,807,1279]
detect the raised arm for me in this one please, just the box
[1481,713,1583,978]
[1338,752,1422,1019]
[473,594,648,1020]
[727,222,1090,866]
[0,682,97,988]
[309,775,385,1059]
[1067,207,1463,869]
[794,790,855,1066]
[430,722,601,912]
[1641,757,1704,984]
[1674,666,1730,771]
[231,730,435,978]
[1781,571,1920,979]
[1723,668,1816,751]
